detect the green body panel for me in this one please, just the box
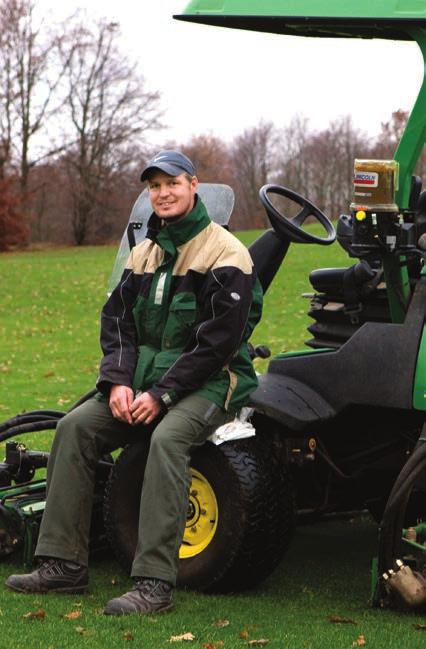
[182,0,426,19]
[384,31,426,320]
[394,30,426,207]
[413,269,426,407]
[413,324,426,410]
[177,1,426,40]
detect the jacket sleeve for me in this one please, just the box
[96,262,140,396]
[148,251,261,407]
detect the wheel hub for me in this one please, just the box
[180,468,218,559]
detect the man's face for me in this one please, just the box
[148,170,198,220]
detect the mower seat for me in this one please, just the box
[309,260,376,297]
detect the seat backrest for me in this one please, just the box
[107,184,235,295]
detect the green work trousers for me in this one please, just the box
[35,393,231,586]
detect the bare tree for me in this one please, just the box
[0,0,67,192]
[277,114,312,194]
[57,15,163,245]
[181,134,232,184]
[275,115,371,220]
[0,176,27,249]
[230,120,278,229]
[373,110,409,158]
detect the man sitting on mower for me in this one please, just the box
[5,150,263,616]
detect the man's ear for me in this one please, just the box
[191,175,199,191]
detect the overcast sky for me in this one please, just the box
[38,0,422,145]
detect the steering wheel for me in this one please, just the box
[259,184,336,245]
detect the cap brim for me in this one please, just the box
[140,162,187,182]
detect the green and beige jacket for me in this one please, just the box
[97,196,263,412]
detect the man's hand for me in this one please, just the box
[130,391,161,425]
[109,385,134,424]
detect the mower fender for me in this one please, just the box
[250,374,335,431]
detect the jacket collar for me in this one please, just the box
[147,195,211,255]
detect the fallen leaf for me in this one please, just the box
[75,626,88,635]
[328,615,357,625]
[111,576,118,585]
[413,624,426,630]
[248,641,269,646]
[23,609,45,620]
[63,610,82,620]
[202,643,224,649]
[352,635,366,647]
[213,619,230,628]
[169,632,196,642]
[123,631,134,641]
[239,630,250,639]
[92,607,104,616]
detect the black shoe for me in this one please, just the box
[104,577,173,616]
[5,558,88,593]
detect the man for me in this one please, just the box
[6,150,263,615]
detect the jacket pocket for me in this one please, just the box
[132,345,157,392]
[133,296,164,348]
[162,293,197,350]
[151,350,182,384]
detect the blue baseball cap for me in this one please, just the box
[140,150,195,181]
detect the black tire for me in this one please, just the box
[375,442,426,609]
[103,437,295,592]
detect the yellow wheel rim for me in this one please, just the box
[179,468,218,559]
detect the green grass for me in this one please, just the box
[1,236,423,648]
[0,518,425,648]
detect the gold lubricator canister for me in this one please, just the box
[350,159,399,212]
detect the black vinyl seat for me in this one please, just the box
[309,260,377,298]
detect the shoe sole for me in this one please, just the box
[5,582,88,594]
[103,602,174,616]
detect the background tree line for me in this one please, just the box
[1,0,423,251]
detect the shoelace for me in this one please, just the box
[135,578,170,596]
[135,578,156,593]
[40,558,66,576]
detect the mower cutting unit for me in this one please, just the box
[2,0,426,611]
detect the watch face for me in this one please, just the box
[161,393,173,408]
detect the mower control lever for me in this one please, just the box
[247,343,271,360]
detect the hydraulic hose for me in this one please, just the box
[0,413,63,434]
[0,420,58,444]
[0,389,97,444]
[0,388,97,435]
[0,410,65,433]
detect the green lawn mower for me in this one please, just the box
[1,0,426,611]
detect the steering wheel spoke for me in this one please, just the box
[293,204,312,227]
[259,184,336,246]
